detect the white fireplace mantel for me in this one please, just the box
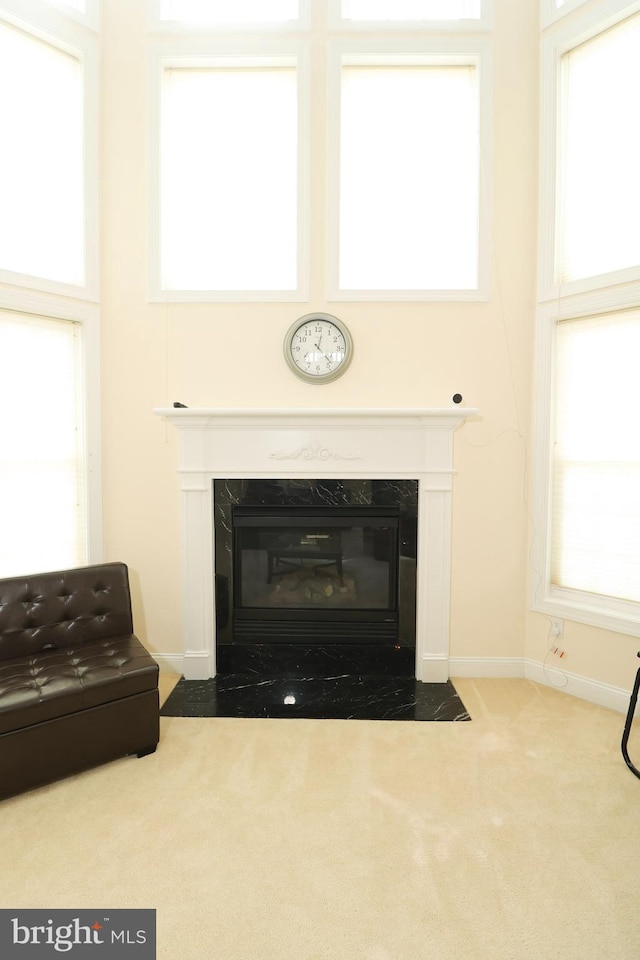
[155,407,478,683]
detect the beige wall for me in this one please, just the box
[98,0,638,694]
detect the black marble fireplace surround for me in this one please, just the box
[214,478,418,649]
[160,477,470,721]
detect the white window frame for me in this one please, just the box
[0,3,100,300]
[326,37,492,302]
[0,0,100,32]
[534,0,640,636]
[148,39,310,302]
[43,0,99,32]
[328,0,493,31]
[0,284,103,567]
[538,0,640,302]
[147,0,311,34]
[542,0,596,29]
[531,282,640,636]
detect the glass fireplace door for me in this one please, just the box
[232,506,400,642]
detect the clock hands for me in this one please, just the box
[306,326,330,366]
[312,330,324,357]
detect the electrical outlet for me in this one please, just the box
[550,618,564,639]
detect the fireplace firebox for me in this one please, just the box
[214,479,418,649]
[233,506,399,643]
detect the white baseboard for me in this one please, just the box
[449,656,524,678]
[153,650,213,680]
[523,658,630,714]
[152,653,184,676]
[154,651,632,715]
[417,654,450,683]
[450,655,630,714]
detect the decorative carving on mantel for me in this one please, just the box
[269,441,361,463]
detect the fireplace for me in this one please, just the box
[154,407,477,681]
[214,479,418,648]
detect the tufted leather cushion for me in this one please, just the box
[0,634,158,736]
[0,563,135,662]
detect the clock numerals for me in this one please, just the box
[285,313,352,383]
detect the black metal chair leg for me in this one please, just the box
[621,652,640,780]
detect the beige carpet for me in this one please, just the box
[2,677,640,960]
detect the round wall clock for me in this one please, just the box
[284,313,353,384]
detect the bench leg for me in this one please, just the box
[621,657,640,780]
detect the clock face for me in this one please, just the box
[284,313,353,383]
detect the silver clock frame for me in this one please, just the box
[284,312,353,384]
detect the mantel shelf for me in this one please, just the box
[155,406,479,423]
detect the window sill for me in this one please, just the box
[533,588,640,639]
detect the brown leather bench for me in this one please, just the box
[0,562,159,800]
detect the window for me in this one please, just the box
[42,0,86,12]
[155,53,307,300]
[552,310,640,606]
[158,0,299,23]
[0,309,94,578]
[36,0,100,30]
[0,8,98,297]
[152,11,489,301]
[539,4,640,298]
[0,19,84,288]
[339,0,481,20]
[542,0,589,28]
[558,13,640,285]
[328,44,488,300]
[34,0,100,32]
[0,3,101,577]
[534,0,640,635]
[338,61,479,292]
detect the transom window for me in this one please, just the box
[340,0,481,20]
[158,59,301,296]
[158,1,300,24]
[0,19,84,288]
[558,12,640,286]
[43,0,86,11]
[335,59,480,295]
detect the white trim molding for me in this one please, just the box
[524,659,631,713]
[451,656,631,713]
[155,406,478,682]
[541,0,640,31]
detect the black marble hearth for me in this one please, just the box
[160,643,471,721]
